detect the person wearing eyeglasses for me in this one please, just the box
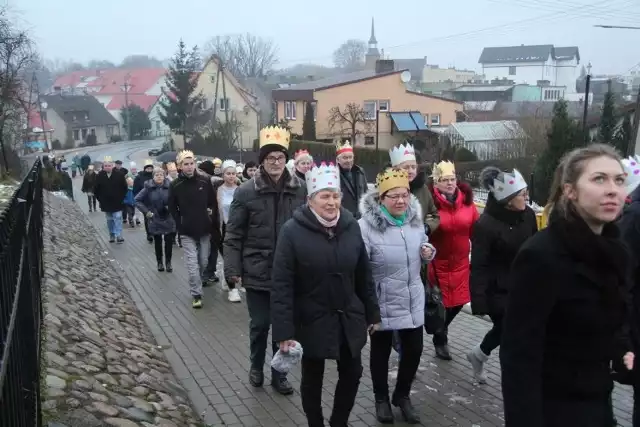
[223,126,307,396]
[358,167,436,424]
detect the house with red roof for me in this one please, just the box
[25,109,54,151]
[50,68,170,137]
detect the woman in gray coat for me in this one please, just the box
[135,167,177,272]
[358,167,435,425]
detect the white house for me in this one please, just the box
[478,44,580,93]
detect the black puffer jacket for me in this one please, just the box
[339,165,368,219]
[93,170,128,213]
[81,171,97,193]
[469,194,538,315]
[133,170,153,196]
[168,172,217,238]
[271,206,381,359]
[223,167,306,290]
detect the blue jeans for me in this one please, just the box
[106,211,123,237]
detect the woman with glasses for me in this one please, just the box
[467,166,538,384]
[358,167,436,424]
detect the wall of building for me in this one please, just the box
[482,57,552,86]
[555,58,579,93]
[512,85,543,101]
[422,66,478,83]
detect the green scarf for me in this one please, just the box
[381,205,406,226]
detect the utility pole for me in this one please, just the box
[123,73,131,141]
[34,75,49,151]
[582,74,591,143]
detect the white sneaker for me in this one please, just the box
[221,281,229,291]
[228,288,241,303]
[239,286,246,293]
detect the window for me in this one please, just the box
[219,98,230,111]
[156,120,161,131]
[378,100,390,112]
[106,126,113,137]
[431,114,441,126]
[364,136,375,146]
[508,66,516,75]
[84,112,89,120]
[364,100,377,120]
[303,102,317,121]
[90,128,95,135]
[81,129,88,139]
[424,114,429,126]
[73,129,79,141]
[285,101,297,120]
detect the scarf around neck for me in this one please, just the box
[310,206,340,228]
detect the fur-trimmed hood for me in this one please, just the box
[428,181,475,208]
[253,166,302,194]
[359,189,423,232]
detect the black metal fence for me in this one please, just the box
[0,159,45,427]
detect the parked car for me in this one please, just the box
[148,148,161,156]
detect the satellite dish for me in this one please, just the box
[41,101,48,109]
[400,71,412,83]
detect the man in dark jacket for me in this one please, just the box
[94,156,128,243]
[114,160,128,176]
[336,140,368,219]
[169,150,217,309]
[134,159,155,239]
[224,126,306,395]
[198,159,224,284]
[80,153,91,174]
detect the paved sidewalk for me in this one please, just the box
[72,178,634,427]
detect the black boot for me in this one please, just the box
[391,396,419,424]
[165,260,173,272]
[435,344,452,361]
[157,260,165,272]
[271,370,294,395]
[375,396,394,424]
[249,368,264,387]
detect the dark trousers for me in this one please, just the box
[480,313,503,355]
[154,233,175,263]
[245,289,279,371]
[143,216,151,238]
[87,195,96,210]
[124,205,135,223]
[370,327,423,399]
[301,341,363,427]
[633,384,639,426]
[542,395,611,427]
[432,305,464,346]
[204,224,228,285]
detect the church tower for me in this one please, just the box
[364,17,380,70]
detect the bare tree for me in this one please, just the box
[327,103,373,143]
[333,39,366,71]
[204,34,278,78]
[0,8,35,174]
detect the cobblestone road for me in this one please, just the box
[72,170,634,427]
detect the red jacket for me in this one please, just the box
[427,182,479,307]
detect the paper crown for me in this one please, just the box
[294,149,313,162]
[622,155,640,194]
[376,168,410,195]
[176,150,195,165]
[389,143,416,166]
[143,159,153,167]
[130,161,137,168]
[221,159,237,171]
[306,162,340,195]
[432,161,456,180]
[166,162,177,172]
[336,140,353,156]
[212,157,222,166]
[491,169,528,201]
[259,126,290,150]
[103,156,113,163]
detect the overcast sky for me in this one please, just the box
[12,0,640,75]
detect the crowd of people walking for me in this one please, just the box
[69,125,640,427]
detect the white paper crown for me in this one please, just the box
[491,169,527,201]
[221,159,237,171]
[622,155,640,194]
[389,143,416,166]
[306,162,340,195]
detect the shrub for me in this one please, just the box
[86,134,98,146]
[110,135,123,143]
[51,139,62,150]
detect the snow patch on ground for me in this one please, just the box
[0,182,19,212]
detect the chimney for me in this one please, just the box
[375,59,395,74]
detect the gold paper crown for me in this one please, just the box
[376,168,410,195]
[212,157,222,166]
[176,150,195,165]
[259,126,290,150]
[103,155,113,163]
[166,162,177,171]
[432,161,456,181]
[336,140,353,155]
[144,159,154,167]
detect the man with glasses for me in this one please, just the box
[335,140,368,219]
[223,126,306,395]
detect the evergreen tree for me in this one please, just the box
[160,39,206,147]
[614,113,633,155]
[598,90,617,144]
[302,102,316,140]
[121,104,152,139]
[533,99,582,205]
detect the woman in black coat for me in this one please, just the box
[500,144,635,427]
[467,166,538,384]
[271,163,380,427]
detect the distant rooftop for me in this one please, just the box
[448,120,526,141]
[453,85,514,92]
[479,44,580,64]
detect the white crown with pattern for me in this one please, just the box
[389,143,416,166]
[622,155,640,194]
[306,162,340,195]
[490,169,528,201]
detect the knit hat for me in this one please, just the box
[198,160,215,176]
